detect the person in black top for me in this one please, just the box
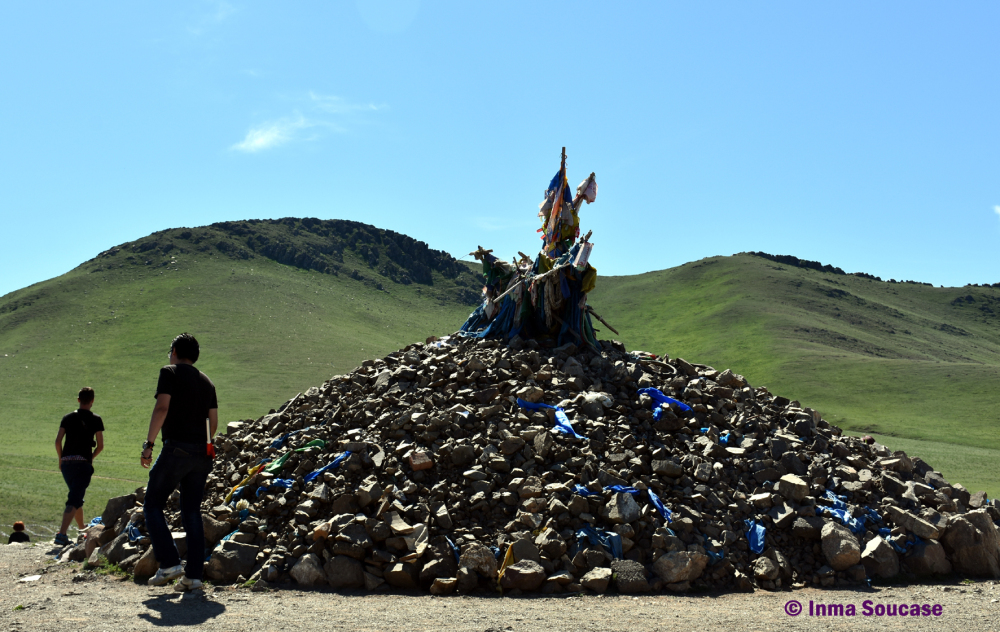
[53,387,104,546]
[141,333,218,592]
[8,521,30,544]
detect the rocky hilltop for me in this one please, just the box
[70,336,998,594]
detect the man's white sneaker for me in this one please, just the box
[147,564,184,586]
[174,576,203,592]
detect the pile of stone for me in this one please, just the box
[71,335,1000,594]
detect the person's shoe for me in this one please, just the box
[147,564,185,586]
[53,533,71,546]
[173,576,203,592]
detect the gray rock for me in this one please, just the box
[605,492,641,524]
[652,551,709,583]
[776,474,809,502]
[101,494,136,529]
[289,553,324,587]
[903,540,952,576]
[430,577,457,594]
[499,560,545,591]
[103,533,131,565]
[611,559,650,593]
[942,510,1000,577]
[384,562,419,588]
[580,567,612,593]
[792,517,826,540]
[511,538,541,563]
[652,460,683,477]
[205,540,259,583]
[753,557,779,581]
[534,528,567,558]
[132,546,159,579]
[203,514,232,543]
[324,554,364,588]
[861,536,899,579]
[456,567,478,593]
[693,463,713,482]
[821,522,861,571]
[451,445,475,466]
[459,542,498,578]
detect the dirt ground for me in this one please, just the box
[2,543,999,632]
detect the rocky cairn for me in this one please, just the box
[73,336,999,594]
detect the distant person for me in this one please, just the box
[54,387,104,546]
[141,333,218,592]
[8,522,30,544]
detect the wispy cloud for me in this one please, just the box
[994,205,1000,220]
[309,92,385,115]
[231,116,309,153]
[187,0,237,36]
[231,93,385,153]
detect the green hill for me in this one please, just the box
[590,252,1000,499]
[3,226,998,536]
[0,218,481,535]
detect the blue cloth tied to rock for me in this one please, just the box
[744,519,766,554]
[256,477,294,497]
[816,505,865,535]
[516,398,586,439]
[648,489,673,523]
[445,536,461,564]
[304,451,351,483]
[637,387,692,420]
[125,523,143,543]
[605,485,640,495]
[576,526,623,560]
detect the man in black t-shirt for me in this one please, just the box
[53,387,104,546]
[141,333,218,592]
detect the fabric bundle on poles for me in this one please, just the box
[459,149,604,350]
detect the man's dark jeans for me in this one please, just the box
[61,460,94,510]
[143,440,212,580]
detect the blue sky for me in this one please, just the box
[1,1,998,297]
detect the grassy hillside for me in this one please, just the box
[590,253,1000,498]
[4,231,998,536]
[0,219,480,535]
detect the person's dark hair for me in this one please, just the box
[13,521,25,532]
[171,333,200,363]
[78,387,94,404]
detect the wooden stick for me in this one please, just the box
[586,306,619,335]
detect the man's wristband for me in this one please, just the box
[142,440,155,451]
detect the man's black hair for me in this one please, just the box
[78,387,95,404]
[171,333,200,363]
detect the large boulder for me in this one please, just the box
[133,546,159,580]
[861,536,899,579]
[204,541,259,582]
[903,540,952,576]
[384,562,419,588]
[942,510,1000,577]
[580,567,612,593]
[652,551,708,584]
[101,494,136,529]
[821,522,861,571]
[499,560,545,591]
[324,555,364,589]
[290,553,326,587]
[203,514,233,543]
[611,559,650,593]
[776,474,809,502]
[459,542,498,578]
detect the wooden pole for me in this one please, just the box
[586,306,620,335]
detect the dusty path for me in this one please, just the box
[2,543,999,631]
